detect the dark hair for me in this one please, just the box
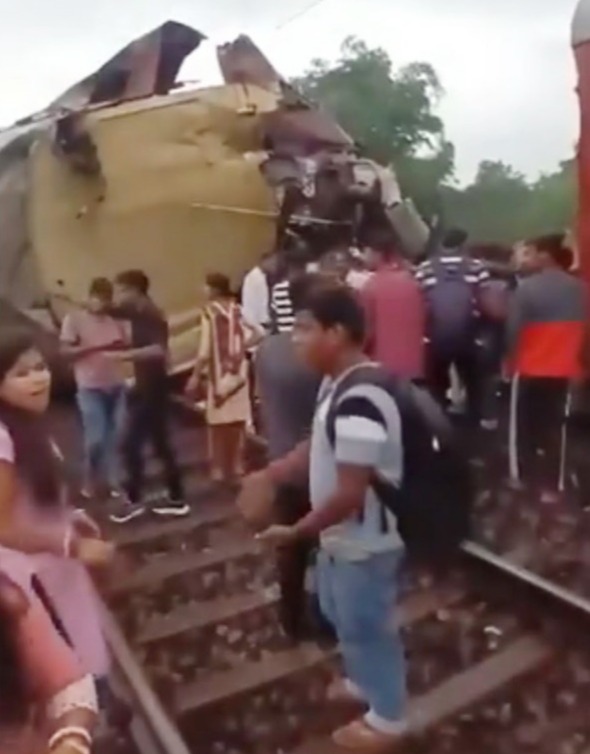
[0,576,29,725]
[206,272,232,298]
[89,277,113,299]
[0,329,60,506]
[527,233,572,269]
[442,228,469,249]
[283,241,310,272]
[365,226,400,260]
[305,285,366,345]
[115,269,150,295]
[289,273,331,314]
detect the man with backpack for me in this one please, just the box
[415,228,493,422]
[239,285,470,750]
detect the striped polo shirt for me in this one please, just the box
[415,254,490,290]
[309,366,404,560]
[270,280,295,333]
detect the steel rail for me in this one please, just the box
[100,604,192,754]
[461,540,590,621]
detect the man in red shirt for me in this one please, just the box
[361,234,426,381]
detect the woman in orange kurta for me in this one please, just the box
[186,273,262,482]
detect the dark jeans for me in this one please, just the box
[274,483,334,641]
[428,345,481,422]
[123,386,184,503]
[508,376,572,492]
[478,325,506,424]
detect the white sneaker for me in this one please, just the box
[109,500,146,524]
[151,497,190,518]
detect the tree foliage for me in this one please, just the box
[294,37,575,242]
[293,37,454,215]
[442,159,576,243]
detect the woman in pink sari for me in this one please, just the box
[0,328,114,681]
[0,571,97,754]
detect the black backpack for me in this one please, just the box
[426,257,479,355]
[326,365,472,560]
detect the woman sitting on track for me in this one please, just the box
[0,570,97,754]
[0,328,115,682]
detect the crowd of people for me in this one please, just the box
[236,227,587,749]
[0,226,585,752]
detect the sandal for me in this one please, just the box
[332,718,406,751]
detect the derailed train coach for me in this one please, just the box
[0,21,429,377]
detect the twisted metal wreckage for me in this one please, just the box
[0,20,429,373]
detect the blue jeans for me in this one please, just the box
[316,549,407,722]
[77,386,126,488]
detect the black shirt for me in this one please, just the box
[110,298,168,390]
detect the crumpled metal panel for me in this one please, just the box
[50,21,206,111]
[218,35,281,91]
[0,117,51,166]
[0,117,51,308]
[217,35,352,152]
[261,109,352,153]
[386,199,430,259]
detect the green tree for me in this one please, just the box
[293,37,454,215]
[442,159,576,244]
[522,159,576,236]
[442,161,531,242]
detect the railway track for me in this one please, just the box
[49,401,590,754]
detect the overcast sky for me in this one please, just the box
[0,0,581,183]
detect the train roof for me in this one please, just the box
[0,20,352,158]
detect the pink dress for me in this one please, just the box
[0,587,87,754]
[0,423,109,678]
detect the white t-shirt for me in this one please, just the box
[242,266,270,331]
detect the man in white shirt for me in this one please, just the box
[242,252,277,331]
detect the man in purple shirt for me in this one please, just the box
[361,234,426,381]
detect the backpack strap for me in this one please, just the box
[325,364,399,533]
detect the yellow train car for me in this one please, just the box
[31,84,281,373]
[0,22,428,382]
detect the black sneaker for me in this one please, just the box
[108,499,146,524]
[151,496,190,518]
